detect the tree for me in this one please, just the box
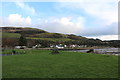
[19,35,27,46]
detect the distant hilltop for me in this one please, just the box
[1,27,48,34]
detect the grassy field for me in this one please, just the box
[2,49,118,78]
[2,32,21,38]
[27,37,72,42]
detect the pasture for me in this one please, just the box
[2,49,118,78]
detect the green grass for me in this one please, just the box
[2,49,118,78]
[2,49,27,55]
[27,37,72,42]
[2,32,20,38]
[32,33,68,38]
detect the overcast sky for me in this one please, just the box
[1,0,119,40]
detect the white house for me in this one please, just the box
[50,44,65,49]
[15,46,27,49]
[70,44,77,48]
[32,44,41,48]
[64,45,67,48]
[15,46,21,49]
[56,44,64,49]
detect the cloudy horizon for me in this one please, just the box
[1,0,119,40]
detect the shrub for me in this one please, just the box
[50,48,60,54]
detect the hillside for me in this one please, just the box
[2,27,48,34]
[2,27,88,40]
[2,27,114,48]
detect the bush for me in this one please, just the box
[51,48,60,54]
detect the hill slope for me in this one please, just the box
[2,27,108,48]
[2,27,48,34]
[2,27,88,40]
